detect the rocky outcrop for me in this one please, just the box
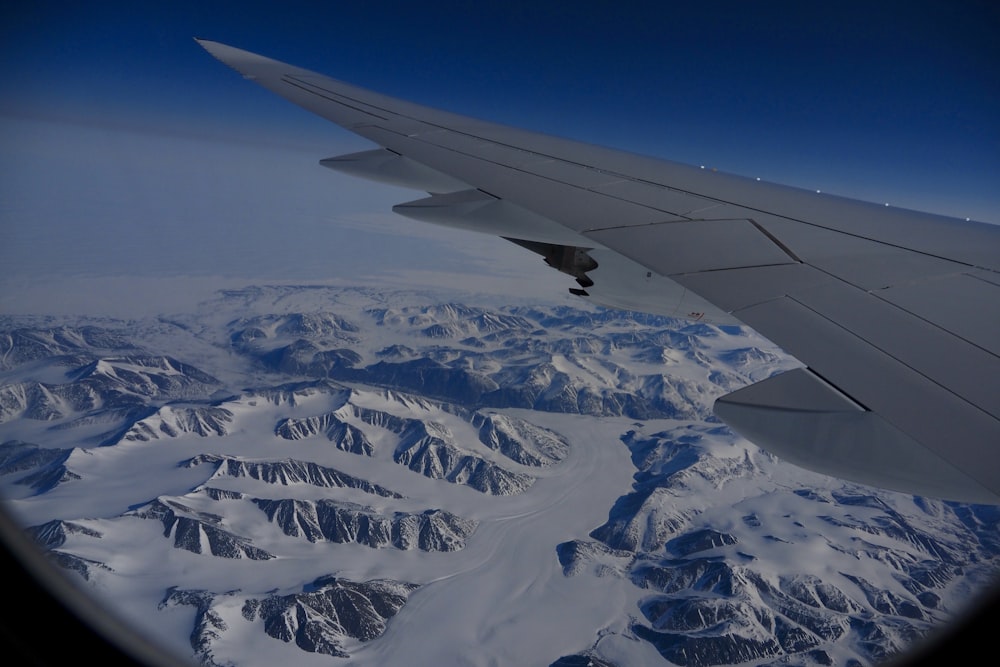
[394,420,535,495]
[253,498,476,551]
[132,498,273,560]
[183,454,402,497]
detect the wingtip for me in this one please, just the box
[194,39,246,69]
[194,37,220,57]
[194,39,294,82]
[194,38,241,59]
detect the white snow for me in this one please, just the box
[1,284,996,667]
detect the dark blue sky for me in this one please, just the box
[2,0,999,220]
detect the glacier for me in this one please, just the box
[1,284,998,667]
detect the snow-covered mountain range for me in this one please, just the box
[1,285,997,667]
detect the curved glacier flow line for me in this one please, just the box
[346,412,639,666]
[3,284,999,666]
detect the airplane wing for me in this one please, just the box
[197,39,1000,504]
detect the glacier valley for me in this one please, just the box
[1,285,997,667]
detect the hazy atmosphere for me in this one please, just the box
[3,1,998,314]
[2,3,999,666]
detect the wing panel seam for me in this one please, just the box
[785,294,1000,423]
[282,76,391,121]
[793,263,1000,361]
[298,83,992,270]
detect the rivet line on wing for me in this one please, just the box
[282,76,391,121]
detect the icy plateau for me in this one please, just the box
[1,285,997,667]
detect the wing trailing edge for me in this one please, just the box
[198,39,1000,504]
[716,368,999,504]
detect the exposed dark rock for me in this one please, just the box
[159,587,233,666]
[632,622,783,666]
[257,340,362,376]
[274,413,374,455]
[4,299,998,667]
[473,412,568,466]
[666,529,738,557]
[132,498,273,560]
[184,454,401,497]
[24,452,75,490]
[47,550,112,581]
[253,498,476,551]
[120,405,234,441]
[243,576,418,656]
[342,357,500,404]
[0,441,79,493]
[394,421,534,495]
[549,653,619,667]
[0,325,136,370]
[556,539,633,576]
[244,380,351,407]
[27,519,103,549]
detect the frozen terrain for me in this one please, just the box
[1,285,998,667]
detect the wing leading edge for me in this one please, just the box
[197,39,1000,504]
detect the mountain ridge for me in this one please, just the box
[0,285,995,667]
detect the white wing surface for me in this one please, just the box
[198,40,1000,504]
